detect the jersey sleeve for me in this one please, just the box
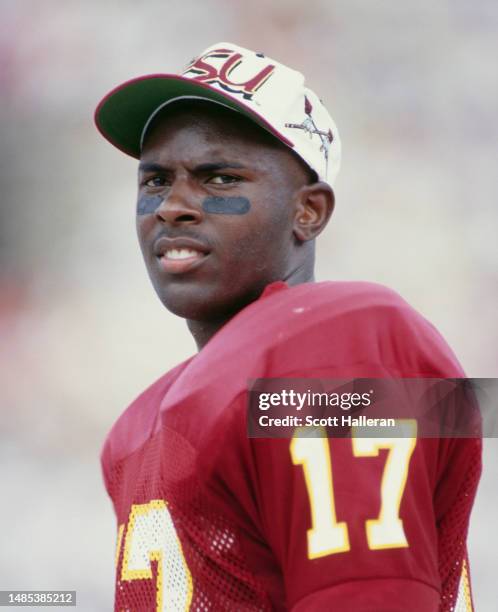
[248,431,443,611]
[249,432,481,612]
[242,391,480,610]
[239,380,481,610]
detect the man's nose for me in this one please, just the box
[155,179,203,225]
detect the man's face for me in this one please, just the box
[136,104,309,322]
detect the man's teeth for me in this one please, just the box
[164,248,201,260]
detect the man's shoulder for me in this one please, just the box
[259,278,406,307]
[228,279,435,346]
[279,279,404,306]
[218,280,464,378]
[237,280,419,333]
[101,358,192,467]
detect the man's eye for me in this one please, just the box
[144,176,167,187]
[207,175,240,185]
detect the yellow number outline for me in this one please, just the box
[120,499,193,612]
[291,420,418,557]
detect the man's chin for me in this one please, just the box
[148,276,204,317]
[155,284,251,323]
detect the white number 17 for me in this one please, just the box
[290,420,417,559]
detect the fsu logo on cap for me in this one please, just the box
[182,48,275,100]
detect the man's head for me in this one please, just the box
[95,42,340,329]
[136,100,334,322]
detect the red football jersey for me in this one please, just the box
[101,281,481,611]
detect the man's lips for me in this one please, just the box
[153,236,210,275]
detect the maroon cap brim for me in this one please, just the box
[94,73,293,158]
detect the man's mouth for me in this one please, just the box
[164,248,204,261]
[159,248,207,274]
[154,238,210,275]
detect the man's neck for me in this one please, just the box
[187,264,315,351]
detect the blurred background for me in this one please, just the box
[1,0,497,609]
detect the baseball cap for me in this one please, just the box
[95,42,341,186]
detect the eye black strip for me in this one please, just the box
[202,196,250,215]
[137,195,164,215]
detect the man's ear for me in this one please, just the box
[293,182,335,242]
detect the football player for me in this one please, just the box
[95,43,481,611]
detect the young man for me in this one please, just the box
[95,43,481,611]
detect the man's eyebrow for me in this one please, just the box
[138,162,168,174]
[193,162,246,173]
[138,161,246,174]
